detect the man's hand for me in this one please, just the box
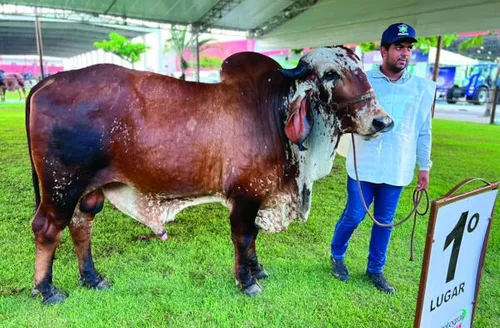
[417,170,429,191]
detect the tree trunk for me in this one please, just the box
[180,57,188,80]
[483,92,494,117]
[484,63,499,119]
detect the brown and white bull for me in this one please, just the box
[26,47,393,304]
[1,73,26,101]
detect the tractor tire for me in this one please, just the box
[473,86,489,105]
[446,87,458,104]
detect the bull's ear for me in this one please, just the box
[285,90,313,151]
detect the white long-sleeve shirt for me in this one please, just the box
[346,67,436,186]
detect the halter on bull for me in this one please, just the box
[26,46,393,304]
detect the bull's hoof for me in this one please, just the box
[43,290,67,305]
[31,286,67,305]
[94,278,112,289]
[253,268,269,280]
[244,282,263,297]
[30,288,40,297]
[79,275,111,290]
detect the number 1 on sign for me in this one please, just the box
[443,211,479,283]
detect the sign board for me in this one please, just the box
[429,66,457,90]
[414,181,498,328]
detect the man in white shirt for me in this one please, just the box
[330,23,436,293]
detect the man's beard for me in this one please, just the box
[387,60,408,74]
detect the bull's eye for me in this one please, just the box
[323,70,340,82]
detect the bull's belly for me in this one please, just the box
[102,184,229,237]
[102,184,305,235]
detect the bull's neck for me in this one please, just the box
[253,72,300,193]
[251,71,294,148]
[291,102,341,218]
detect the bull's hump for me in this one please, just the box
[220,52,281,83]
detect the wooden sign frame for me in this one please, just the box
[414,180,498,328]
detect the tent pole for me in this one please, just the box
[195,33,200,82]
[431,35,442,118]
[34,8,45,80]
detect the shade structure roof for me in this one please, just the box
[0,0,499,58]
[0,14,154,57]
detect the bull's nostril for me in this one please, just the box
[372,117,394,132]
[373,117,388,132]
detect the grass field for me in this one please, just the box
[0,101,498,327]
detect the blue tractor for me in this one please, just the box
[446,63,499,105]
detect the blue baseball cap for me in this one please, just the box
[381,23,418,45]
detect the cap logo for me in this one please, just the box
[398,24,409,36]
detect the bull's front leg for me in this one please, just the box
[229,197,264,296]
[248,236,269,280]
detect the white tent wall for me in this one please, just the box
[61,28,241,76]
[61,37,481,81]
[62,33,157,71]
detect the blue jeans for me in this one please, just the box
[331,177,403,273]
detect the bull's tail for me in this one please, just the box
[26,84,42,210]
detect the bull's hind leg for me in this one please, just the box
[69,190,110,290]
[229,197,264,296]
[31,204,69,305]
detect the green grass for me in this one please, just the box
[0,102,498,327]
[0,87,29,103]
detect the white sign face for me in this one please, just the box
[418,189,498,328]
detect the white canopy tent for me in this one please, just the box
[1,0,499,51]
[428,47,478,66]
[0,0,498,88]
[257,0,500,49]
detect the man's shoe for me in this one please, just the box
[331,258,349,281]
[366,272,396,294]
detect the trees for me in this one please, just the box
[458,35,485,52]
[164,26,216,80]
[94,32,148,67]
[197,55,223,69]
[359,35,459,54]
[359,34,483,55]
[416,35,458,54]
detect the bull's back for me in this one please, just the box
[29,65,239,194]
[112,71,252,194]
[30,65,137,156]
[29,66,129,190]
[30,64,287,198]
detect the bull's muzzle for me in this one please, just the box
[372,116,394,133]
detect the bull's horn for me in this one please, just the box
[279,62,309,79]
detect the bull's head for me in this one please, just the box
[280,46,393,150]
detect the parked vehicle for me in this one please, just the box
[446,63,499,105]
